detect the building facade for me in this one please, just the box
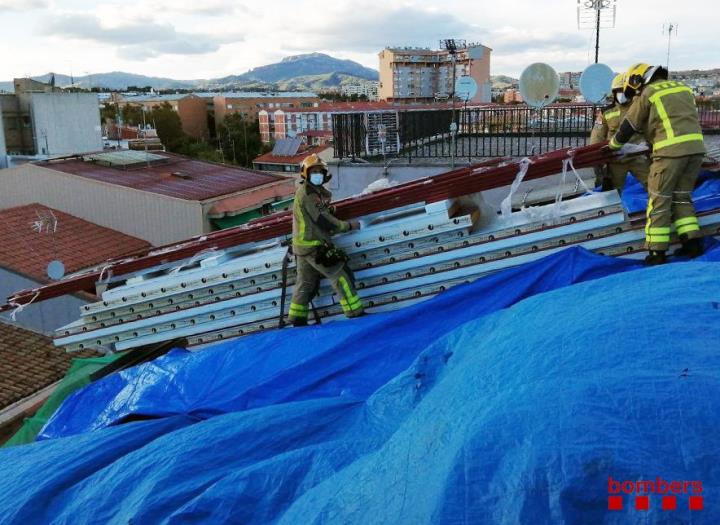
[341,81,379,100]
[0,78,102,158]
[213,92,321,127]
[118,93,210,139]
[378,44,492,104]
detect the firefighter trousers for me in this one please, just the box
[288,254,364,323]
[606,157,650,194]
[645,154,704,251]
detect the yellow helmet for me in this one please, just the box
[624,63,652,92]
[300,153,328,181]
[611,73,625,92]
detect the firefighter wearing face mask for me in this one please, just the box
[609,63,706,265]
[288,154,364,326]
[589,73,650,193]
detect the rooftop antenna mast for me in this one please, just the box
[440,38,465,169]
[577,0,617,63]
[663,22,678,74]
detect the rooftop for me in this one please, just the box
[253,144,331,165]
[216,92,318,99]
[0,321,97,410]
[120,93,199,103]
[0,203,151,283]
[37,151,287,201]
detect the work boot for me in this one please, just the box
[673,236,704,258]
[644,250,667,266]
[291,318,308,327]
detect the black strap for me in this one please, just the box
[278,247,292,328]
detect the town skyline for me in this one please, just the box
[1,0,717,80]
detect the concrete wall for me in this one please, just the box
[0,163,204,246]
[29,93,103,155]
[328,160,596,210]
[0,269,87,335]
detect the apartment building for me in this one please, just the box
[378,44,492,104]
[117,93,210,139]
[213,92,321,126]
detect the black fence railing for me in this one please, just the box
[333,103,720,160]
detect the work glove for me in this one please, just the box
[593,165,607,188]
[347,220,361,231]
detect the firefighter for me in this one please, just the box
[288,154,364,326]
[589,73,649,193]
[608,63,706,265]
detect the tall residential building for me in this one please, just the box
[378,44,492,104]
[0,78,102,160]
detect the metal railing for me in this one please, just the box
[333,103,720,160]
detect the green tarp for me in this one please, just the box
[3,354,120,448]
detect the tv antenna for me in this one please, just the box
[577,0,617,63]
[440,39,466,168]
[663,23,678,73]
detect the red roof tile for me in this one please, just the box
[39,152,285,201]
[253,145,331,165]
[0,321,98,410]
[0,204,151,283]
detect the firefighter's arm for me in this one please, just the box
[609,97,648,150]
[305,194,351,233]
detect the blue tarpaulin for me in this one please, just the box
[621,170,720,215]
[1,245,719,524]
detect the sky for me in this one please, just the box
[0,0,716,81]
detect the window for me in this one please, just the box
[227,104,233,109]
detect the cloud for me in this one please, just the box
[0,0,47,10]
[148,0,250,17]
[43,13,243,60]
[489,27,588,55]
[282,5,477,53]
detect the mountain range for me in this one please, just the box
[0,53,379,93]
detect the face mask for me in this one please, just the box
[616,92,628,105]
[309,173,325,186]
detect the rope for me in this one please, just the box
[500,157,533,218]
[8,291,40,322]
[169,248,217,276]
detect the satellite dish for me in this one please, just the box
[47,260,65,280]
[579,63,615,104]
[519,63,560,108]
[455,76,478,102]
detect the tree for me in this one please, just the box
[216,114,266,167]
[121,105,145,126]
[147,102,185,151]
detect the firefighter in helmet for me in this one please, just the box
[288,154,364,326]
[608,63,706,265]
[589,72,650,193]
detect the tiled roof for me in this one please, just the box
[253,145,331,165]
[38,152,285,201]
[0,204,151,283]
[0,321,97,409]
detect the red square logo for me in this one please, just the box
[608,496,623,510]
[689,496,704,511]
[662,496,677,511]
[635,495,649,511]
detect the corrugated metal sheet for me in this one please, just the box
[42,153,284,201]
